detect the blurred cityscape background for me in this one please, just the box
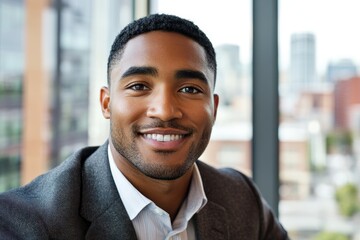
[1,0,360,239]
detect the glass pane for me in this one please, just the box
[52,0,93,165]
[0,0,134,191]
[151,0,253,176]
[279,1,360,239]
[0,0,25,192]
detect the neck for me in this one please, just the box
[139,169,194,221]
[111,146,194,221]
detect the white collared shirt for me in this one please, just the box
[108,145,207,240]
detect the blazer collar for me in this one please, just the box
[195,162,229,239]
[80,142,137,239]
[78,144,228,239]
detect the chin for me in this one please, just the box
[137,160,193,180]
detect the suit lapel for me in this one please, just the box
[80,142,137,239]
[78,146,229,239]
[84,200,137,239]
[195,161,229,240]
[195,201,229,240]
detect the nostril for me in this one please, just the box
[146,103,183,121]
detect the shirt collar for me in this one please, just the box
[107,144,207,221]
[108,145,151,220]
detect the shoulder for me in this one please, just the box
[197,161,289,239]
[197,160,259,200]
[11,145,100,201]
[0,189,49,239]
[0,145,102,239]
[197,161,263,213]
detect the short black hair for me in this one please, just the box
[107,14,217,87]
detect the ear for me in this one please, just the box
[212,94,219,124]
[100,86,111,119]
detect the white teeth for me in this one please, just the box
[144,134,183,142]
[156,134,163,141]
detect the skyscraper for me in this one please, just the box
[290,33,316,93]
[327,59,358,83]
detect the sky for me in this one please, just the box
[154,0,360,75]
[279,0,360,73]
[154,0,251,60]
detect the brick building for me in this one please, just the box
[334,76,360,130]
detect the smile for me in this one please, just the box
[143,134,184,142]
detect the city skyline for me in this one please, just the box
[280,0,360,73]
[155,0,360,75]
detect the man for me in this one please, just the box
[0,14,288,239]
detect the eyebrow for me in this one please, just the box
[121,66,158,79]
[120,66,209,85]
[175,70,209,85]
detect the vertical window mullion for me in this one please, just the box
[252,0,279,216]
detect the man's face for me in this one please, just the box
[101,31,219,180]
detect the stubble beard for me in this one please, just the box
[110,121,211,180]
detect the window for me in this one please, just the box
[279,0,360,238]
[0,0,24,192]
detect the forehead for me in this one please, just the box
[122,31,207,66]
[111,31,214,86]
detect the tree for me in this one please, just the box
[313,231,349,240]
[335,183,360,217]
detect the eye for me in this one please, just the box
[127,83,149,91]
[179,86,202,94]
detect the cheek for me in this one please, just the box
[110,96,145,123]
[187,102,215,127]
[202,100,216,119]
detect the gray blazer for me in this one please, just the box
[0,142,288,239]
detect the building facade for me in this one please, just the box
[327,59,358,83]
[0,0,140,192]
[334,76,360,130]
[0,0,25,191]
[290,33,316,94]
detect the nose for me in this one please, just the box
[146,88,183,121]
